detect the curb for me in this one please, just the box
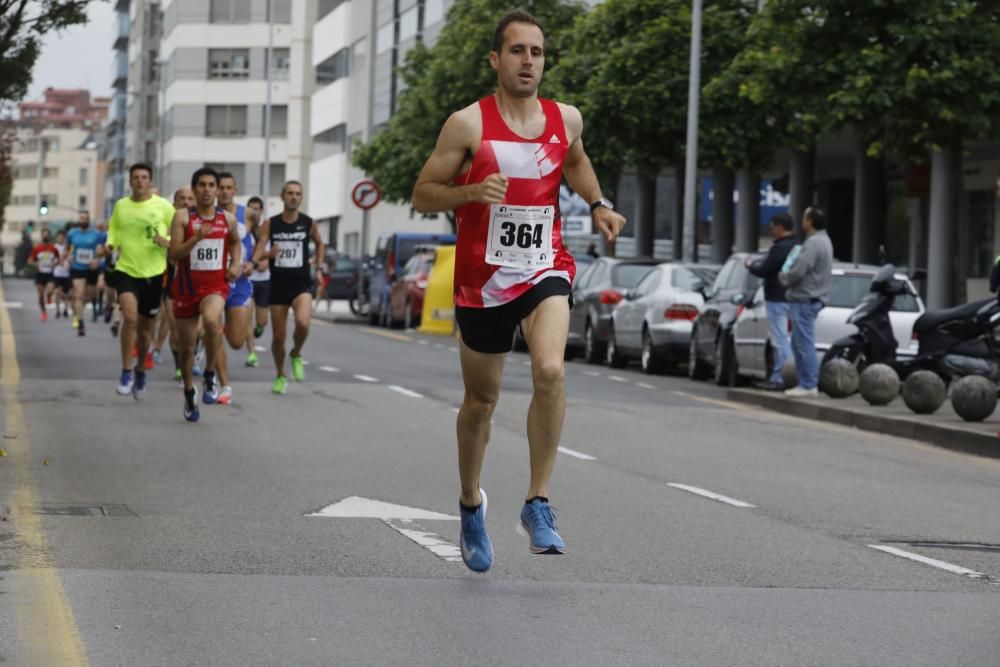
[726,388,1000,460]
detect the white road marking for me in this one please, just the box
[558,446,596,461]
[306,496,458,520]
[523,360,531,366]
[418,340,429,346]
[318,366,339,373]
[448,346,458,352]
[583,370,602,377]
[2,302,22,309]
[302,360,311,366]
[388,385,424,399]
[433,343,445,349]
[636,382,657,390]
[385,520,462,562]
[666,483,756,508]
[608,375,628,383]
[868,545,988,581]
[255,345,266,352]
[354,374,379,383]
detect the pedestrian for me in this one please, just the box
[779,206,834,398]
[744,213,796,391]
[411,9,626,572]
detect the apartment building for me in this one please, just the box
[158,0,313,214]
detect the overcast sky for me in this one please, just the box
[24,1,116,102]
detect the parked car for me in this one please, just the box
[567,257,664,363]
[387,246,438,329]
[323,252,361,300]
[368,232,456,326]
[727,264,925,385]
[688,252,762,384]
[605,263,719,373]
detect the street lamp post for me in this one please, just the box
[681,0,703,263]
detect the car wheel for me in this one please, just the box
[688,328,711,380]
[605,324,627,369]
[584,320,605,365]
[641,327,665,375]
[714,333,737,387]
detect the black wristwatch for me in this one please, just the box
[590,197,614,213]
[251,260,259,269]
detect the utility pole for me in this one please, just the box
[681,0,703,262]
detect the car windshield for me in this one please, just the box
[830,274,920,312]
[673,266,718,291]
[611,264,654,288]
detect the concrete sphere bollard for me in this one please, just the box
[782,358,798,389]
[949,375,998,422]
[858,363,901,406]
[902,371,947,414]
[820,358,859,398]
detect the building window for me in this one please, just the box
[148,50,159,81]
[144,142,156,163]
[351,37,367,76]
[79,167,88,186]
[316,48,350,86]
[261,163,286,197]
[318,0,348,20]
[267,48,291,81]
[343,232,359,256]
[205,163,246,188]
[313,124,347,160]
[13,165,36,179]
[210,0,250,23]
[206,105,248,137]
[376,22,394,55]
[209,49,250,79]
[424,0,446,26]
[399,6,418,42]
[266,105,288,138]
[272,0,291,22]
[79,195,88,209]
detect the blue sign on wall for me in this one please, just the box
[701,178,790,226]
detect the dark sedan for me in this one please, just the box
[567,257,663,363]
[688,252,762,385]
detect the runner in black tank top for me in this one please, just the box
[251,180,325,394]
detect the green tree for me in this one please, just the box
[0,0,98,103]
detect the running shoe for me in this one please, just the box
[217,385,233,405]
[183,387,200,422]
[459,489,493,573]
[77,323,85,337]
[272,375,288,395]
[72,316,80,329]
[110,322,119,337]
[202,371,219,404]
[174,368,183,383]
[145,351,155,370]
[56,310,62,319]
[132,369,147,401]
[40,311,48,322]
[245,351,258,367]
[104,307,113,324]
[92,307,98,322]
[254,324,264,338]
[520,498,566,555]
[291,355,305,382]
[192,363,203,377]
[152,349,162,365]
[116,369,134,396]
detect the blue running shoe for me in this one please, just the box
[202,371,218,404]
[192,363,203,377]
[459,489,493,573]
[520,498,566,554]
[116,369,133,396]
[132,369,147,401]
[183,388,200,422]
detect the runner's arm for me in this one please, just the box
[168,209,202,261]
[226,212,242,280]
[310,222,325,270]
[251,219,271,264]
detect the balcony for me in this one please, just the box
[113,10,129,49]
[112,51,128,88]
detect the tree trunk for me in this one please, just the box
[735,169,760,253]
[852,139,884,264]
[789,146,815,240]
[635,173,656,258]
[926,143,960,309]
[672,167,684,260]
[711,166,734,264]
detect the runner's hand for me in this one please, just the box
[474,173,508,205]
[89,259,99,270]
[593,207,626,243]
[241,261,254,277]
[226,264,241,282]
[195,223,209,242]
[267,245,280,259]
[154,234,169,249]
[257,258,269,271]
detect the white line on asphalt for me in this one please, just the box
[448,346,458,352]
[608,375,628,383]
[302,360,311,366]
[418,340,429,345]
[666,483,756,508]
[433,343,445,349]
[636,382,657,390]
[388,385,424,399]
[582,370,602,377]
[558,446,596,461]
[2,302,22,309]
[523,360,531,366]
[318,366,339,373]
[868,545,988,581]
[255,345,266,352]
[354,374,379,382]
[384,520,462,563]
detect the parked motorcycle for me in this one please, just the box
[899,298,1000,382]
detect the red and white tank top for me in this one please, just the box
[173,208,231,297]
[453,95,576,308]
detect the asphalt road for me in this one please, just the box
[1,277,998,666]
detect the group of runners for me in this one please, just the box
[27,163,323,422]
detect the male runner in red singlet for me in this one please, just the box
[412,10,626,572]
[168,167,241,422]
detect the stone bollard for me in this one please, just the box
[782,358,798,389]
[858,363,900,406]
[902,370,947,414]
[949,375,998,422]
[819,358,859,398]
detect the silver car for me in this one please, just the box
[730,263,925,383]
[606,263,719,373]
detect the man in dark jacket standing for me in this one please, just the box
[745,214,796,390]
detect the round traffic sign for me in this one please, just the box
[352,179,382,210]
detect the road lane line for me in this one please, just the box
[666,483,756,508]
[0,282,90,665]
[388,385,424,399]
[523,360,531,366]
[354,374,379,382]
[2,301,23,308]
[418,340,429,345]
[255,345,266,352]
[608,375,628,382]
[558,447,597,461]
[318,366,339,373]
[384,520,463,563]
[868,545,988,581]
[448,346,458,352]
[360,328,413,343]
[582,370,602,377]
[636,382,657,389]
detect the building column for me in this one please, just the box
[926,144,960,309]
[672,167,684,260]
[711,166,734,263]
[852,139,884,264]
[735,169,761,253]
[789,146,815,239]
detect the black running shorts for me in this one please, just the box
[252,280,270,308]
[270,279,311,307]
[455,277,571,354]
[70,268,99,286]
[34,272,54,286]
[117,272,164,319]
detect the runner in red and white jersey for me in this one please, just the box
[412,10,626,572]
[168,167,240,422]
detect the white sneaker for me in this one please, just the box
[217,385,233,405]
[785,386,820,398]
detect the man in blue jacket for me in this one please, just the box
[745,213,796,390]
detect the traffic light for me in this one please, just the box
[38,199,49,215]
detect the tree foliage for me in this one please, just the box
[0,0,97,103]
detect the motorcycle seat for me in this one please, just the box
[913,298,993,333]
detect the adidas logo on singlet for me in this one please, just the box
[548,134,560,144]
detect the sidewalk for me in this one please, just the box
[726,388,1000,460]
